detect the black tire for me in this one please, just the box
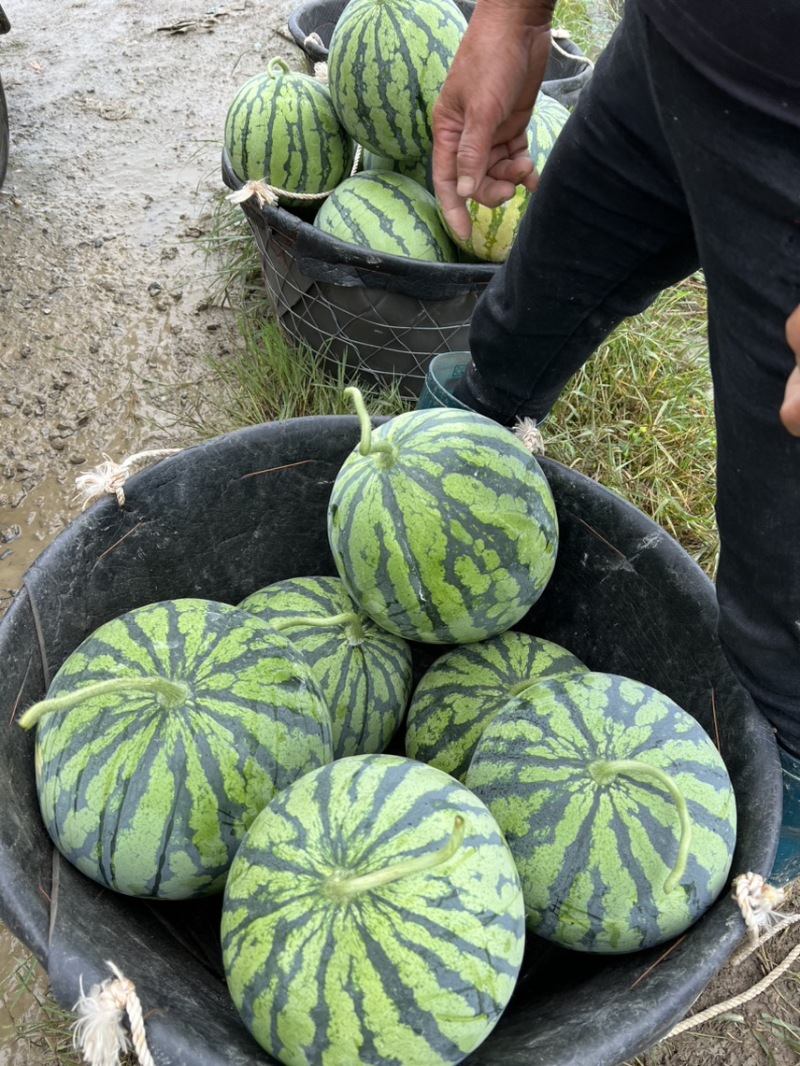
[0,76,8,190]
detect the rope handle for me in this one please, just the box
[664,872,798,1039]
[72,961,156,1066]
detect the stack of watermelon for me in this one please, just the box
[19,400,738,1066]
[222,0,572,264]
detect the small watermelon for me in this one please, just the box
[405,630,587,780]
[224,56,353,202]
[465,671,738,954]
[221,753,526,1066]
[19,598,333,900]
[443,93,570,262]
[328,390,559,644]
[238,575,413,758]
[327,0,467,161]
[313,170,457,262]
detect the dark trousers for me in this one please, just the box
[467,0,800,754]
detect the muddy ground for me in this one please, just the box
[0,1,797,1064]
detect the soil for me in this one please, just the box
[0,1,797,1064]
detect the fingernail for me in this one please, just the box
[456,176,474,198]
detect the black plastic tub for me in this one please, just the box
[0,417,782,1066]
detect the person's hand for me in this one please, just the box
[432,0,556,242]
[780,305,800,436]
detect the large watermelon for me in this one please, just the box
[465,671,738,954]
[443,93,571,262]
[224,56,353,201]
[328,392,559,644]
[221,753,526,1066]
[19,598,333,900]
[238,575,413,758]
[405,630,587,780]
[313,170,457,262]
[327,0,467,161]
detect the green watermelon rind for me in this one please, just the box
[465,671,738,954]
[314,170,458,263]
[221,753,525,1066]
[405,630,587,780]
[327,407,559,645]
[34,598,334,900]
[238,575,413,759]
[224,64,353,200]
[327,0,467,162]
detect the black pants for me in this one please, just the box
[467,1,800,754]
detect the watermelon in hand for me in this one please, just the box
[465,671,738,954]
[328,388,559,644]
[19,598,333,900]
[221,753,526,1066]
[238,575,413,758]
[443,93,570,263]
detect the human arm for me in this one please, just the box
[432,0,557,241]
[780,305,800,436]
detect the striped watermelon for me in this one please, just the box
[313,170,457,262]
[224,56,352,202]
[443,93,571,262]
[327,0,467,161]
[465,671,738,954]
[405,630,587,780]
[238,575,413,758]
[360,147,433,194]
[221,753,526,1066]
[19,598,333,900]
[328,392,559,644]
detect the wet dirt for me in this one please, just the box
[0,0,296,1059]
[0,0,303,615]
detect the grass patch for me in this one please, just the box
[545,277,719,575]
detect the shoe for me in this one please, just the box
[770,746,800,885]
[416,352,474,413]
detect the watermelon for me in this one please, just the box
[313,170,457,262]
[238,575,413,758]
[327,0,467,161]
[361,146,433,194]
[19,598,333,900]
[405,630,587,780]
[328,391,559,644]
[224,56,353,202]
[221,753,526,1066]
[443,93,571,262]
[465,671,738,954]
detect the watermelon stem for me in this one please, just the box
[345,387,396,466]
[272,612,365,644]
[323,815,465,900]
[18,677,192,730]
[588,759,692,894]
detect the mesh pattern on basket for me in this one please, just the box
[223,152,497,399]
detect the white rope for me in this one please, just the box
[662,872,798,1039]
[72,961,156,1066]
[513,416,546,455]
[74,448,180,509]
